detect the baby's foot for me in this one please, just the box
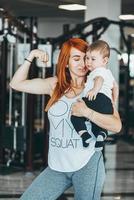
[95,132,106,151]
[81,132,92,148]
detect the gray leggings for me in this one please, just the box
[20,151,105,200]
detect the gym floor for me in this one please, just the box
[0,139,134,200]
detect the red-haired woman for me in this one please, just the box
[10,38,121,200]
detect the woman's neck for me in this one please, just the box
[71,77,85,89]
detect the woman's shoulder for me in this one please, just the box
[50,76,58,85]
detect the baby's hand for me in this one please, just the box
[86,89,98,100]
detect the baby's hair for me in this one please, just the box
[87,40,110,58]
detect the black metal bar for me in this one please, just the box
[123,35,131,136]
[0,37,8,163]
[42,68,53,167]
[25,17,38,171]
[38,17,134,45]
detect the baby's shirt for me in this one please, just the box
[84,67,115,100]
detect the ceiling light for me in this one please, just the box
[130,34,134,37]
[0,8,4,11]
[114,196,121,200]
[119,14,134,20]
[58,4,87,11]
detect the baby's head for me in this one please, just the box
[86,40,110,71]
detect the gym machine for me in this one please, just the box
[0,10,54,172]
[0,11,40,171]
[0,16,27,170]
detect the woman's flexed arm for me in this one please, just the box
[10,49,57,95]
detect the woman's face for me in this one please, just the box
[68,47,88,78]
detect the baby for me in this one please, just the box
[71,40,119,151]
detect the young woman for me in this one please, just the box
[10,38,121,200]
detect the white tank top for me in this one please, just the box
[47,92,95,172]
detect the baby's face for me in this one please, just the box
[85,50,107,71]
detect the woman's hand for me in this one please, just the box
[27,49,49,63]
[71,99,88,117]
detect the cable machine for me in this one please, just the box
[0,10,39,171]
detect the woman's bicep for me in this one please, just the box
[10,77,56,95]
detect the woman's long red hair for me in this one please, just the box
[45,38,88,111]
